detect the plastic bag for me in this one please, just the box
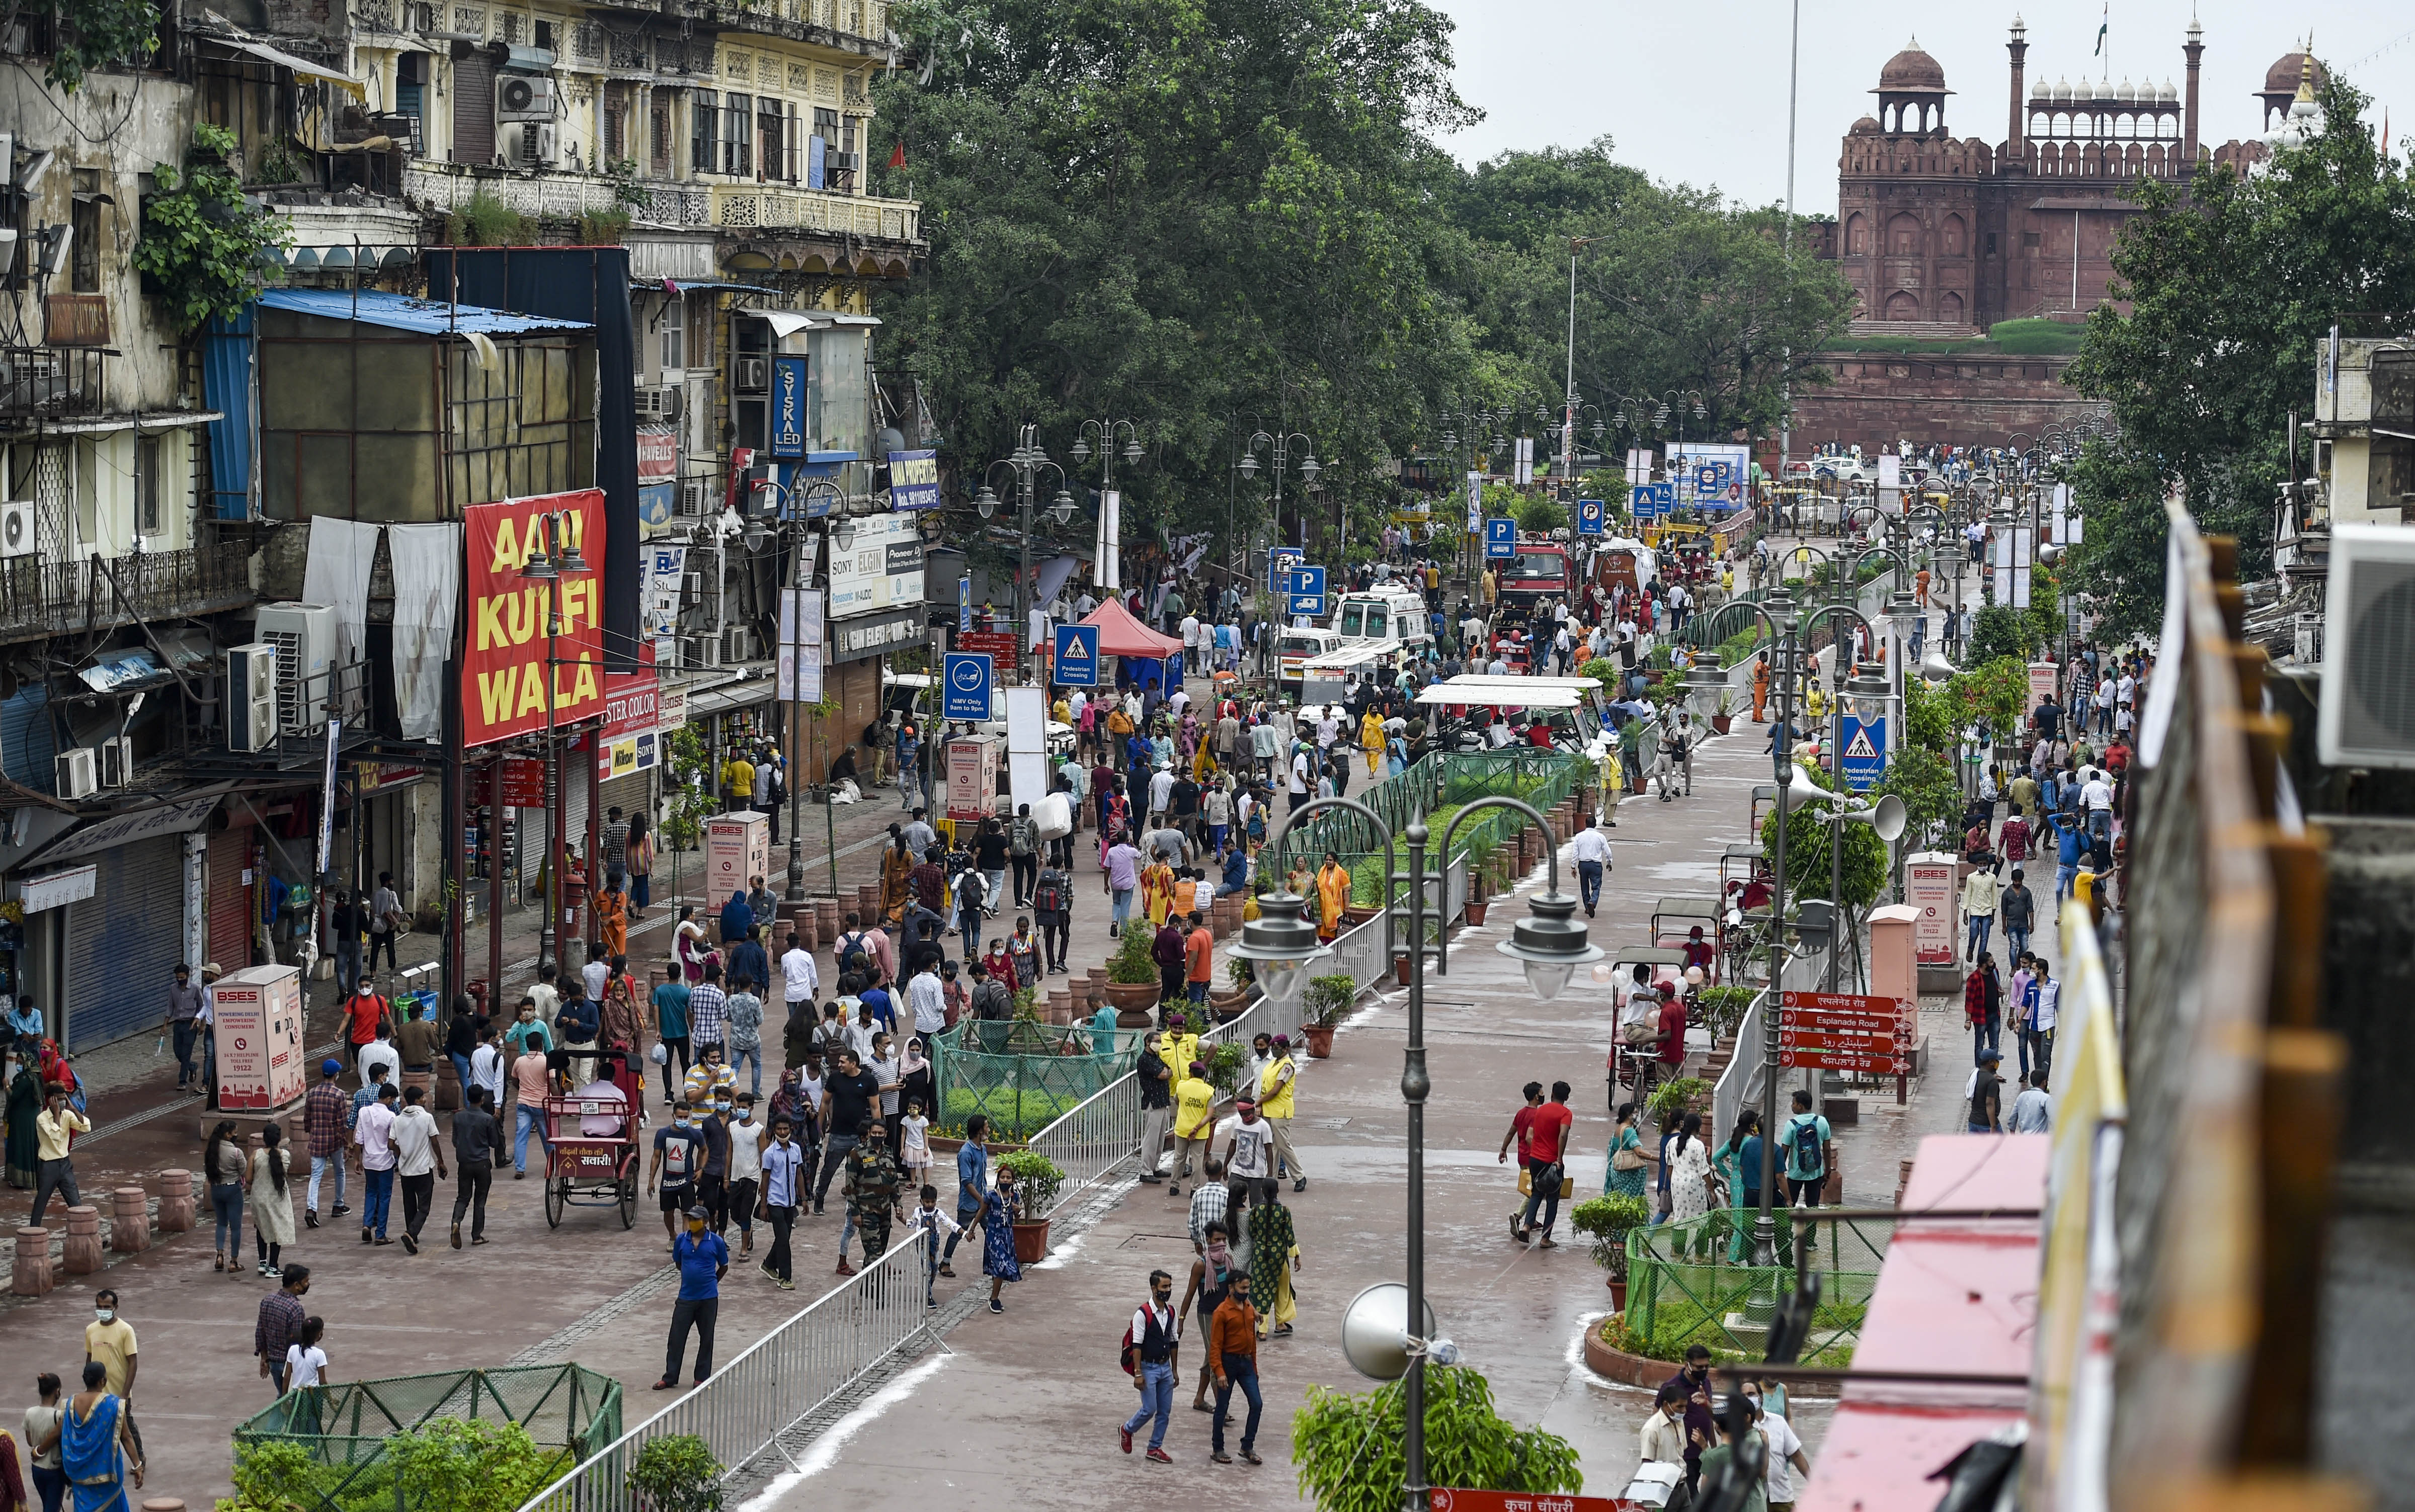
[1032,791,1074,841]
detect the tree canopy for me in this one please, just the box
[870,0,1854,578]
[2063,65,2415,639]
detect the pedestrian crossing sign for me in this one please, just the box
[1839,715,1886,791]
[1054,624,1100,687]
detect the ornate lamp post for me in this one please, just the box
[515,510,591,973]
[746,476,846,901]
[972,425,1077,678]
[1240,429,1321,552]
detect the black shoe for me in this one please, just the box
[305,1210,320,1229]
[332,1204,351,1216]
[402,1233,419,1254]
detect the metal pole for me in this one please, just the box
[1017,428,1034,682]
[1402,816,1431,1512]
[1780,0,1800,484]
[1758,626,1791,1270]
[785,512,806,902]
[539,520,560,974]
[1564,250,1579,485]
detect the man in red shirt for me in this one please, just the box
[1655,992,1690,1096]
[343,981,390,1072]
[1497,1081,1575,1247]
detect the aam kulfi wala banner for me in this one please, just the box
[464,489,609,748]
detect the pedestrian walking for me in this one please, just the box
[940,1114,989,1276]
[1570,822,1612,917]
[1254,1038,1309,1192]
[758,1114,807,1290]
[1246,1189,1299,1338]
[1206,1269,1262,1465]
[1967,1050,2006,1132]
[30,1081,91,1225]
[165,965,207,1096]
[253,1267,311,1394]
[814,1048,880,1215]
[203,1121,246,1274]
[1782,1088,1831,1211]
[979,1161,1023,1314]
[1499,1080,1574,1246]
[449,1085,504,1247]
[1118,1270,1182,1462]
[654,1206,728,1391]
[726,1093,765,1260]
[389,1084,445,1254]
[1964,955,2003,1065]
[22,1372,65,1512]
[2008,1073,2053,1133]
[835,1115,901,1277]
[56,1362,143,1508]
[1961,865,1999,961]
[1135,1034,1173,1182]
[244,1124,296,1277]
[1665,1113,1715,1224]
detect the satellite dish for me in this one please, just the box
[1339,1282,1439,1381]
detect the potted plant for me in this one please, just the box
[1204,1038,1251,1098]
[998,1147,1065,1263]
[1300,973,1357,1058]
[1103,921,1162,1024]
[1710,689,1736,737]
[1570,1193,1652,1311]
[1646,1076,1711,1129]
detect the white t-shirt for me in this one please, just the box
[2081,778,2113,812]
[1762,1410,1805,1503]
[779,947,819,1004]
[286,1344,329,1388]
[582,959,610,1003]
[1219,1114,1276,1180]
[727,1115,765,1184]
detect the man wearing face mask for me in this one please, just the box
[648,1100,709,1248]
[1117,1269,1181,1462]
[836,1114,901,1278]
[654,1205,728,1391]
[724,1092,765,1261]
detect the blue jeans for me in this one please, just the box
[730,1045,764,1098]
[515,1104,547,1172]
[210,1180,244,1252]
[336,939,362,997]
[309,1153,346,1214]
[960,918,983,961]
[363,1167,395,1237]
[2056,863,2077,902]
[1967,913,1992,958]
[1576,860,1603,912]
[2004,926,2030,965]
[1111,888,1134,929]
[1973,1011,2000,1064]
[1123,1361,1175,1450]
[449,1052,474,1104]
[1213,1356,1263,1455]
[173,1019,201,1086]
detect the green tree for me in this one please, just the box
[43,0,158,92]
[1513,493,1568,535]
[1965,605,2035,666]
[2063,63,2415,637]
[1759,760,1888,909]
[1294,1365,1581,1512]
[134,124,287,333]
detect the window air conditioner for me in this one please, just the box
[98,735,133,788]
[725,626,755,662]
[2318,524,2415,767]
[735,357,769,392]
[512,122,557,166]
[636,385,683,421]
[55,746,96,799]
[694,635,722,669]
[677,482,708,518]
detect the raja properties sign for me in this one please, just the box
[464,489,609,748]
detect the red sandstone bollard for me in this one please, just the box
[110,1188,149,1254]
[12,1226,53,1296]
[141,1498,189,1512]
[156,1169,195,1234]
[62,1206,102,1274]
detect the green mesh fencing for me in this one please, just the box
[230,1364,623,1512]
[1622,1209,1887,1364]
[931,1019,1152,1141]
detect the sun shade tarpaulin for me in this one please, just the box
[1078,597,1181,658]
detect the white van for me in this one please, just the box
[1330,586,1433,656]
[1276,627,1345,689]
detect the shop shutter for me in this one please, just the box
[67,836,187,1052]
[209,823,257,972]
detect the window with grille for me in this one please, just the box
[137,435,162,535]
[692,89,718,175]
[498,12,521,43]
[661,298,684,373]
[723,93,752,176]
[650,102,671,176]
[69,172,100,294]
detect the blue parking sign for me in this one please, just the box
[1484,518,1517,559]
[1576,498,1606,536]
[1287,565,1328,617]
[943,652,993,721]
[1054,624,1100,687]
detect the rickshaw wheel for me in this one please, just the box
[618,1173,638,1228]
[546,1175,567,1228]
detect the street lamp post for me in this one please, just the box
[1073,417,1144,586]
[746,476,846,901]
[1563,238,1604,490]
[515,509,593,973]
[1234,794,1599,1512]
[973,425,1077,681]
[1240,429,1320,552]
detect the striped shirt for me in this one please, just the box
[688,983,728,1046]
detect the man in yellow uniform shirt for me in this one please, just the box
[1167,1060,1217,1198]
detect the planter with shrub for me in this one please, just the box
[1300,972,1358,1058]
[1570,1192,1653,1312]
[998,1147,1066,1262]
[1103,921,1162,1023]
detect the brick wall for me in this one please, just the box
[1790,352,2100,451]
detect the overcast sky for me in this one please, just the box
[1429,0,2415,209]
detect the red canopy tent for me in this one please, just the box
[1078,597,1182,658]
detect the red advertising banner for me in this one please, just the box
[635,425,677,480]
[1430,1491,1623,1512]
[463,490,608,748]
[956,630,1018,660]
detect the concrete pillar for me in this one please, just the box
[110,1187,149,1253]
[11,1228,52,1296]
[157,1169,195,1233]
[62,1205,102,1274]
[2182,22,2204,176]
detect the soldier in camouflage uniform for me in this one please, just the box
[838,1115,901,1276]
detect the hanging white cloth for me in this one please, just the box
[301,518,379,669]
[387,523,462,742]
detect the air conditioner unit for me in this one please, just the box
[0,500,34,558]
[256,603,339,736]
[2319,524,2415,767]
[677,482,707,518]
[832,151,859,173]
[228,641,279,751]
[693,636,722,669]
[495,72,556,122]
[511,122,558,167]
[54,747,96,800]
[635,385,683,421]
[98,734,133,788]
[735,357,769,392]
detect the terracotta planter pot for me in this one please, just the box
[1392,954,1412,986]
[1608,1275,1629,1311]
[1464,900,1490,926]
[1011,1217,1052,1265]
[1343,903,1382,929]
[1104,979,1161,1021]
[1711,714,1734,736]
[1301,1023,1336,1059]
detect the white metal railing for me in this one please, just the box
[1712,987,1773,1138]
[514,1226,937,1512]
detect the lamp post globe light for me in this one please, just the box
[516,509,592,973]
[1245,793,1597,1512]
[1239,428,1320,551]
[976,425,1075,679]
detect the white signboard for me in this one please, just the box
[20,864,97,913]
[777,587,826,703]
[827,513,927,620]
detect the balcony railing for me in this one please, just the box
[403,163,711,228]
[0,541,255,643]
[0,347,108,422]
[710,184,919,244]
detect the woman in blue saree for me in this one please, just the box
[58,1363,142,1512]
